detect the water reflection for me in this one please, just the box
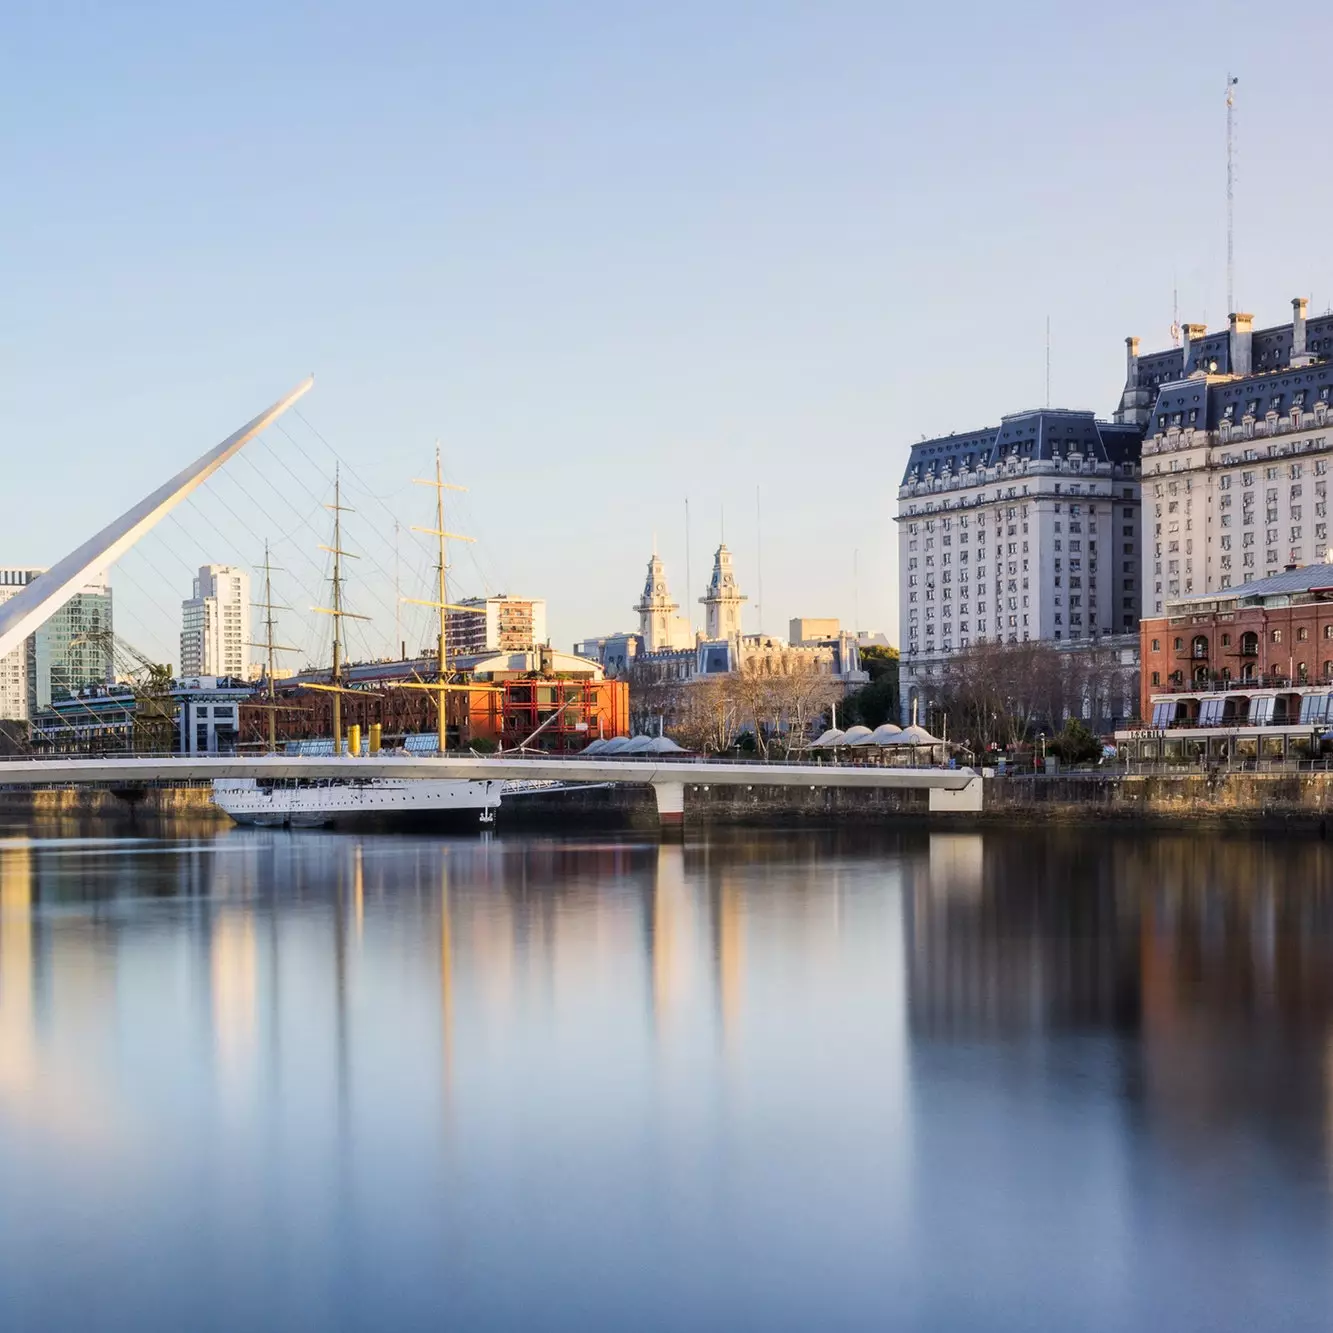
[0,825,1331,1328]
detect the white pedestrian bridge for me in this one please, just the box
[0,754,985,823]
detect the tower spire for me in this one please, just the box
[635,550,681,653]
[700,542,748,642]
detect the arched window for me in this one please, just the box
[1242,662,1256,683]
[1325,661,1333,679]
[1299,662,1309,683]
[1240,631,1259,656]
[1191,634,1209,659]
[1193,663,1209,684]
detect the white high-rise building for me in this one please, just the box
[0,568,42,721]
[896,408,1143,724]
[1117,300,1333,613]
[700,544,747,641]
[180,565,250,679]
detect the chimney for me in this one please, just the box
[1125,335,1140,389]
[1182,323,1207,372]
[1291,296,1311,366]
[1229,312,1254,378]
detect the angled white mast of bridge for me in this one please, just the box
[0,376,314,664]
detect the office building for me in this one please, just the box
[26,577,115,710]
[446,595,548,657]
[180,565,250,679]
[1122,299,1333,615]
[0,568,42,721]
[789,617,842,645]
[896,408,1143,723]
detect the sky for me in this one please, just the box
[4,0,1333,668]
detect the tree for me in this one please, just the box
[839,645,900,728]
[1047,717,1102,765]
[935,640,1065,754]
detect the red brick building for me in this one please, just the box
[1139,564,1333,717]
[240,648,629,753]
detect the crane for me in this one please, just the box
[67,629,175,752]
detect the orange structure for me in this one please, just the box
[238,662,628,753]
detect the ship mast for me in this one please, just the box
[403,444,478,752]
[248,540,298,754]
[311,465,371,754]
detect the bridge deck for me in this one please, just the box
[0,755,979,790]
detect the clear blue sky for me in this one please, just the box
[4,0,1332,665]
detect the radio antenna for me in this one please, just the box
[1226,74,1238,314]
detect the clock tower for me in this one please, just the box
[635,551,681,652]
[701,543,747,641]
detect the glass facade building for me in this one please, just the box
[26,580,114,709]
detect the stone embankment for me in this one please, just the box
[509,772,1333,829]
[0,784,225,822]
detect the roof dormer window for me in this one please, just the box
[1223,403,1236,421]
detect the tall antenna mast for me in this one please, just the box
[854,548,860,639]
[1226,73,1238,315]
[684,496,692,634]
[755,485,763,636]
[405,444,477,753]
[1045,315,1051,408]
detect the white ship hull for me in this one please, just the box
[213,777,502,829]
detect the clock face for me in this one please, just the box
[655,583,664,594]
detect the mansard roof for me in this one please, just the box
[1170,562,1333,609]
[900,409,1139,486]
[1149,362,1333,433]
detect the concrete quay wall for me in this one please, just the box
[516,774,1333,828]
[984,771,1333,827]
[0,785,225,821]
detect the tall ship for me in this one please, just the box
[212,452,501,830]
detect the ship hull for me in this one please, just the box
[213,778,502,830]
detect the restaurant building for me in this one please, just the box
[1124,563,1333,761]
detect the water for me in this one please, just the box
[2,823,1333,1330]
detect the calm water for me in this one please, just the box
[2,822,1333,1330]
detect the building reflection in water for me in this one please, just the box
[0,838,121,1145]
[12,823,1333,1201]
[0,841,36,1115]
[904,829,1333,1181]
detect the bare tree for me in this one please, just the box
[937,640,1064,754]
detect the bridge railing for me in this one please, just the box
[0,748,962,770]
